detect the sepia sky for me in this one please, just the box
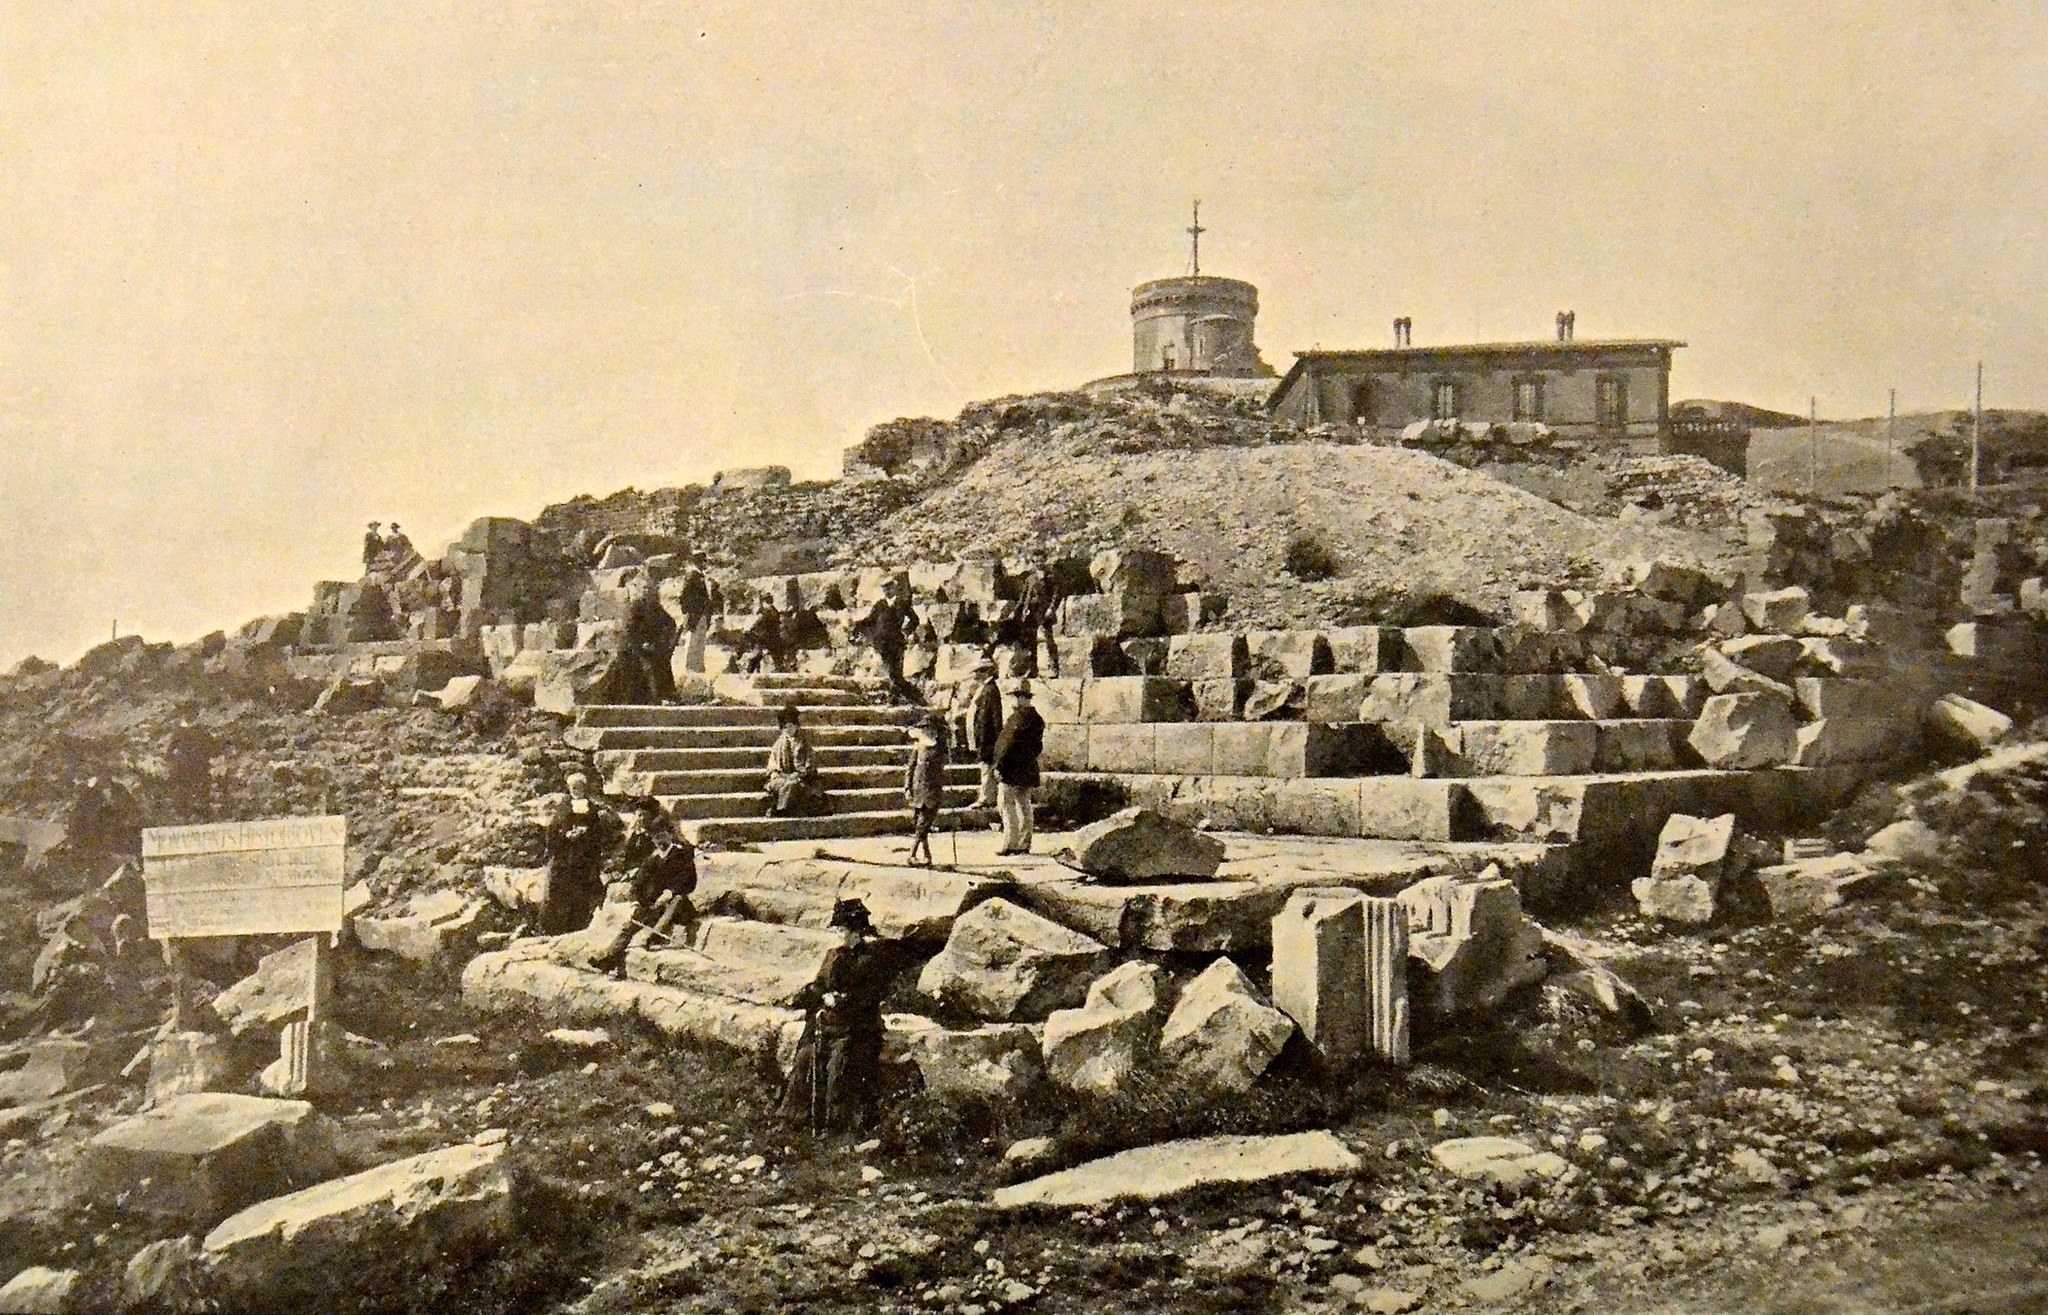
[3,2,2044,665]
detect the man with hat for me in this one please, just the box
[780,898,895,1134]
[902,712,949,868]
[992,678,1045,855]
[362,522,385,573]
[590,796,697,975]
[963,656,1004,811]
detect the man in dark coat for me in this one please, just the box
[992,680,1045,855]
[963,658,1003,809]
[163,720,221,822]
[540,772,619,934]
[1017,559,1064,677]
[622,582,679,704]
[362,522,385,573]
[861,579,921,704]
[676,559,715,674]
[779,899,897,1135]
[590,797,697,974]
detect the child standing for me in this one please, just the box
[904,716,948,867]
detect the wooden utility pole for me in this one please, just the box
[1887,388,1897,488]
[1970,361,1984,491]
[1808,396,1819,495]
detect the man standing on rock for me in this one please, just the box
[992,679,1044,856]
[622,579,679,704]
[780,898,894,1135]
[861,577,921,704]
[1018,556,1063,678]
[676,557,715,674]
[541,771,619,935]
[362,522,385,574]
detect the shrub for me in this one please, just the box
[1282,530,1342,581]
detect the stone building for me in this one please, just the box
[1269,334,1683,446]
[1129,275,1268,377]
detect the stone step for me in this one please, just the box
[691,807,998,846]
[746,673,888,692]
[583,724,912,752]
[634,763,980,796]
[575,703,921,729]
[694,851,1014,940]
[604,745,906,773]
[1041,721,1403,779]
[1356,673,1703,727]
[1431,719,1697,777]
[666,784,982,822]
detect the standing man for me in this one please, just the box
[676,558,715,674]
[992,679,1045,856]
[541,771,618,935]
[163,719,221,822]
[1018,557,1064,678]
[362,522,385,575]
[622,579,679,704]
[902,715,948,868]
[964,658,1003,810]
[862,578,921,704]
[780,898,895,1135]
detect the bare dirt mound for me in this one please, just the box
[844,433,1710,627]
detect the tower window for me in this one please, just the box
[1432,380,1460,421]
[1161,345,1176,371]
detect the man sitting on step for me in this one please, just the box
[589,796,698,976]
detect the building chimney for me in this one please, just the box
[1556,310,1575,343]
[1394,317,1412,348]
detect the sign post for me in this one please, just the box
[142,816,347,1094]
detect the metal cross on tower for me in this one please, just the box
[1187,200,1204,276]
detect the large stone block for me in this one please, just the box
[1454,721,1597,776]
[211,937,332,1038]
[1688,693,1799,769]
[1209,723,1277,777]
[0,1267,79,1314]
[1510,590,1578,632]
[1622,674,1703,718]
[1303,673,1371,723]
[1396,626,1499,673]
[1152,723,1216,776]
[1057,591,1161,639]
[1042,961,1169,1096]
[1928,693,2012,751]
[1555,674,1624,720]
[1082,676,1195,724]
[1246,630,1333,679]
[352,891,487,963]
[1357,779,1462,842]
[1032,677,1089,725]
[1052,635,1127,677]
[1158,959,1294,1093]
[1605,558,1723,606]
[1742,586,1811,632]
[1120,637,1170,675]
[1086,724,1157,774]
[1565,590,1633,633]
[1360,674,1555,729]
[1397,872,1547,1015]
[1717,634,1804,681]
[1021,879,1283,953]
[1167,633,1249,682]
[1041,724,1089,772]
[462,951,800,1056]
[917,899,1111,1022]
[1595,720,1688,772]
[87,1094,339,1221]
[1271,889,1371,1069]
[1492,626,1584,675]
[1322,626,1388,675]
[1190,677,1250,722]
[992,1131,1362,1209]
[1066,807,1225,882]
[1270,779,1367,836]
[1792,715,1899,766]
[201,1139,516,1303]
[893,1019,1044,1104]
[1089,547,1179,598]
[1631,812,1741,923]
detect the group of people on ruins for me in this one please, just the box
[360,522,417,576]
[537,769,699,960]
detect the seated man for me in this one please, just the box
[590,797,698,975]
[763,704,827,817]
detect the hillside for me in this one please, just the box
[842,427,1719,627]
[1747,413,1946,496]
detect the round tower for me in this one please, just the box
[1130,275,1263,376]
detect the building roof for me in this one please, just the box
[1291,338,1685,362]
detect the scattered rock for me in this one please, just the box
[86,1093,339,1222]
[992,1131,1360,1209]
[211,937,330,1037]
[1863,818,1943,864]
[352,890,488,963]
[1429,1136,1567,1194]
[121,1237,207,1310]
[0,1267,79,1314]
[1928,693,2012,752]
[146,1032,233,1106]
[1741,586,1811,632]
[1062,808,1225,883]
[916,899,1111,1021]
[895,1019,1044,1103]
[1042,961,1169,1095]
[1003,1136,1055,1168]
[1397,871,1547,1014]
[1157,958,1294,1092]
[1632,813,1745,924]
[1754,854,1891,918]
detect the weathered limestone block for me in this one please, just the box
[1066,807,1225,882]
[86,1094,339,1221]
[1357,779,1462,842]
[1430,1137,1568,1194]
[1795,677,1891,721]
[1151,723,1215,776]
[1717,634,1804,681]
[1397,873,1547,1015]
[1052,635,1127,677]
[1120,637,1170,675]
[1397,626,1499,673]
[1793,715,1898,766]
[1246,630,1333,679]
[147,1031,232,1106]
[1688,692,1799,769]
[1271,889,1370,1069]
[1303,673,1372,723]
[1594,720,1686,772]
[462,949,800,1056]
[1031,677,1088,726]
[1190,677,1250,722]
[1631,812,1740,923]
[1492,626,1585,676]
[894,1019,1044,1103]
[1454,721,1597,776]
[480,865,547,912]
[1699,647,1795,699]
[1796,636,1883,678]
[1158,959,1294,1093]
[1565,590,1633,633]
[1081,677,1195,724]
[201,1139,517,1304]
[1089,547,1179,598]
[352,890,488,963]
[1555,674,1624,720]
[992,1131,1362,1210]
[626,918,836,1007]
[1322,626,1388,675]
[917,899,1111,1021]
[1742,586,1811,632]
[1021,880,1282,953]
[1928,693,2012,751]
[211,937,331,1038]
[1271,778,1371,836]
[0,1267,79,1314]
[1865,818,1943,863]
[0,1038,104,1107]
[1057,591,1160,639]
[1042,961,1169,1096]
[1606,558,1722,606]
[1754,854,1890,918]
[1360,674,1557,730]
[1241,678,1305,722]
[1167,633,1249,682]
[1085,724,1156,774]
[1409,725,1462,779]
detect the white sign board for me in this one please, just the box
[142,816,347,940]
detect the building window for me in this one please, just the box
[1513,377,1544,422]
[1161,345,1176,371]
[1596,375,1628,428]
[1432,380,1459,421]
[1350,381,1373,424]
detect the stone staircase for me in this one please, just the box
[569,673,992,844]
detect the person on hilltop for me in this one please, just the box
[385,523,416,564]
[362,522,385,573]
[991,679,1045,856]
[540,771,619,935]
[163,718,222,822]
[763,704,825,817]
[779,898,896,1135]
